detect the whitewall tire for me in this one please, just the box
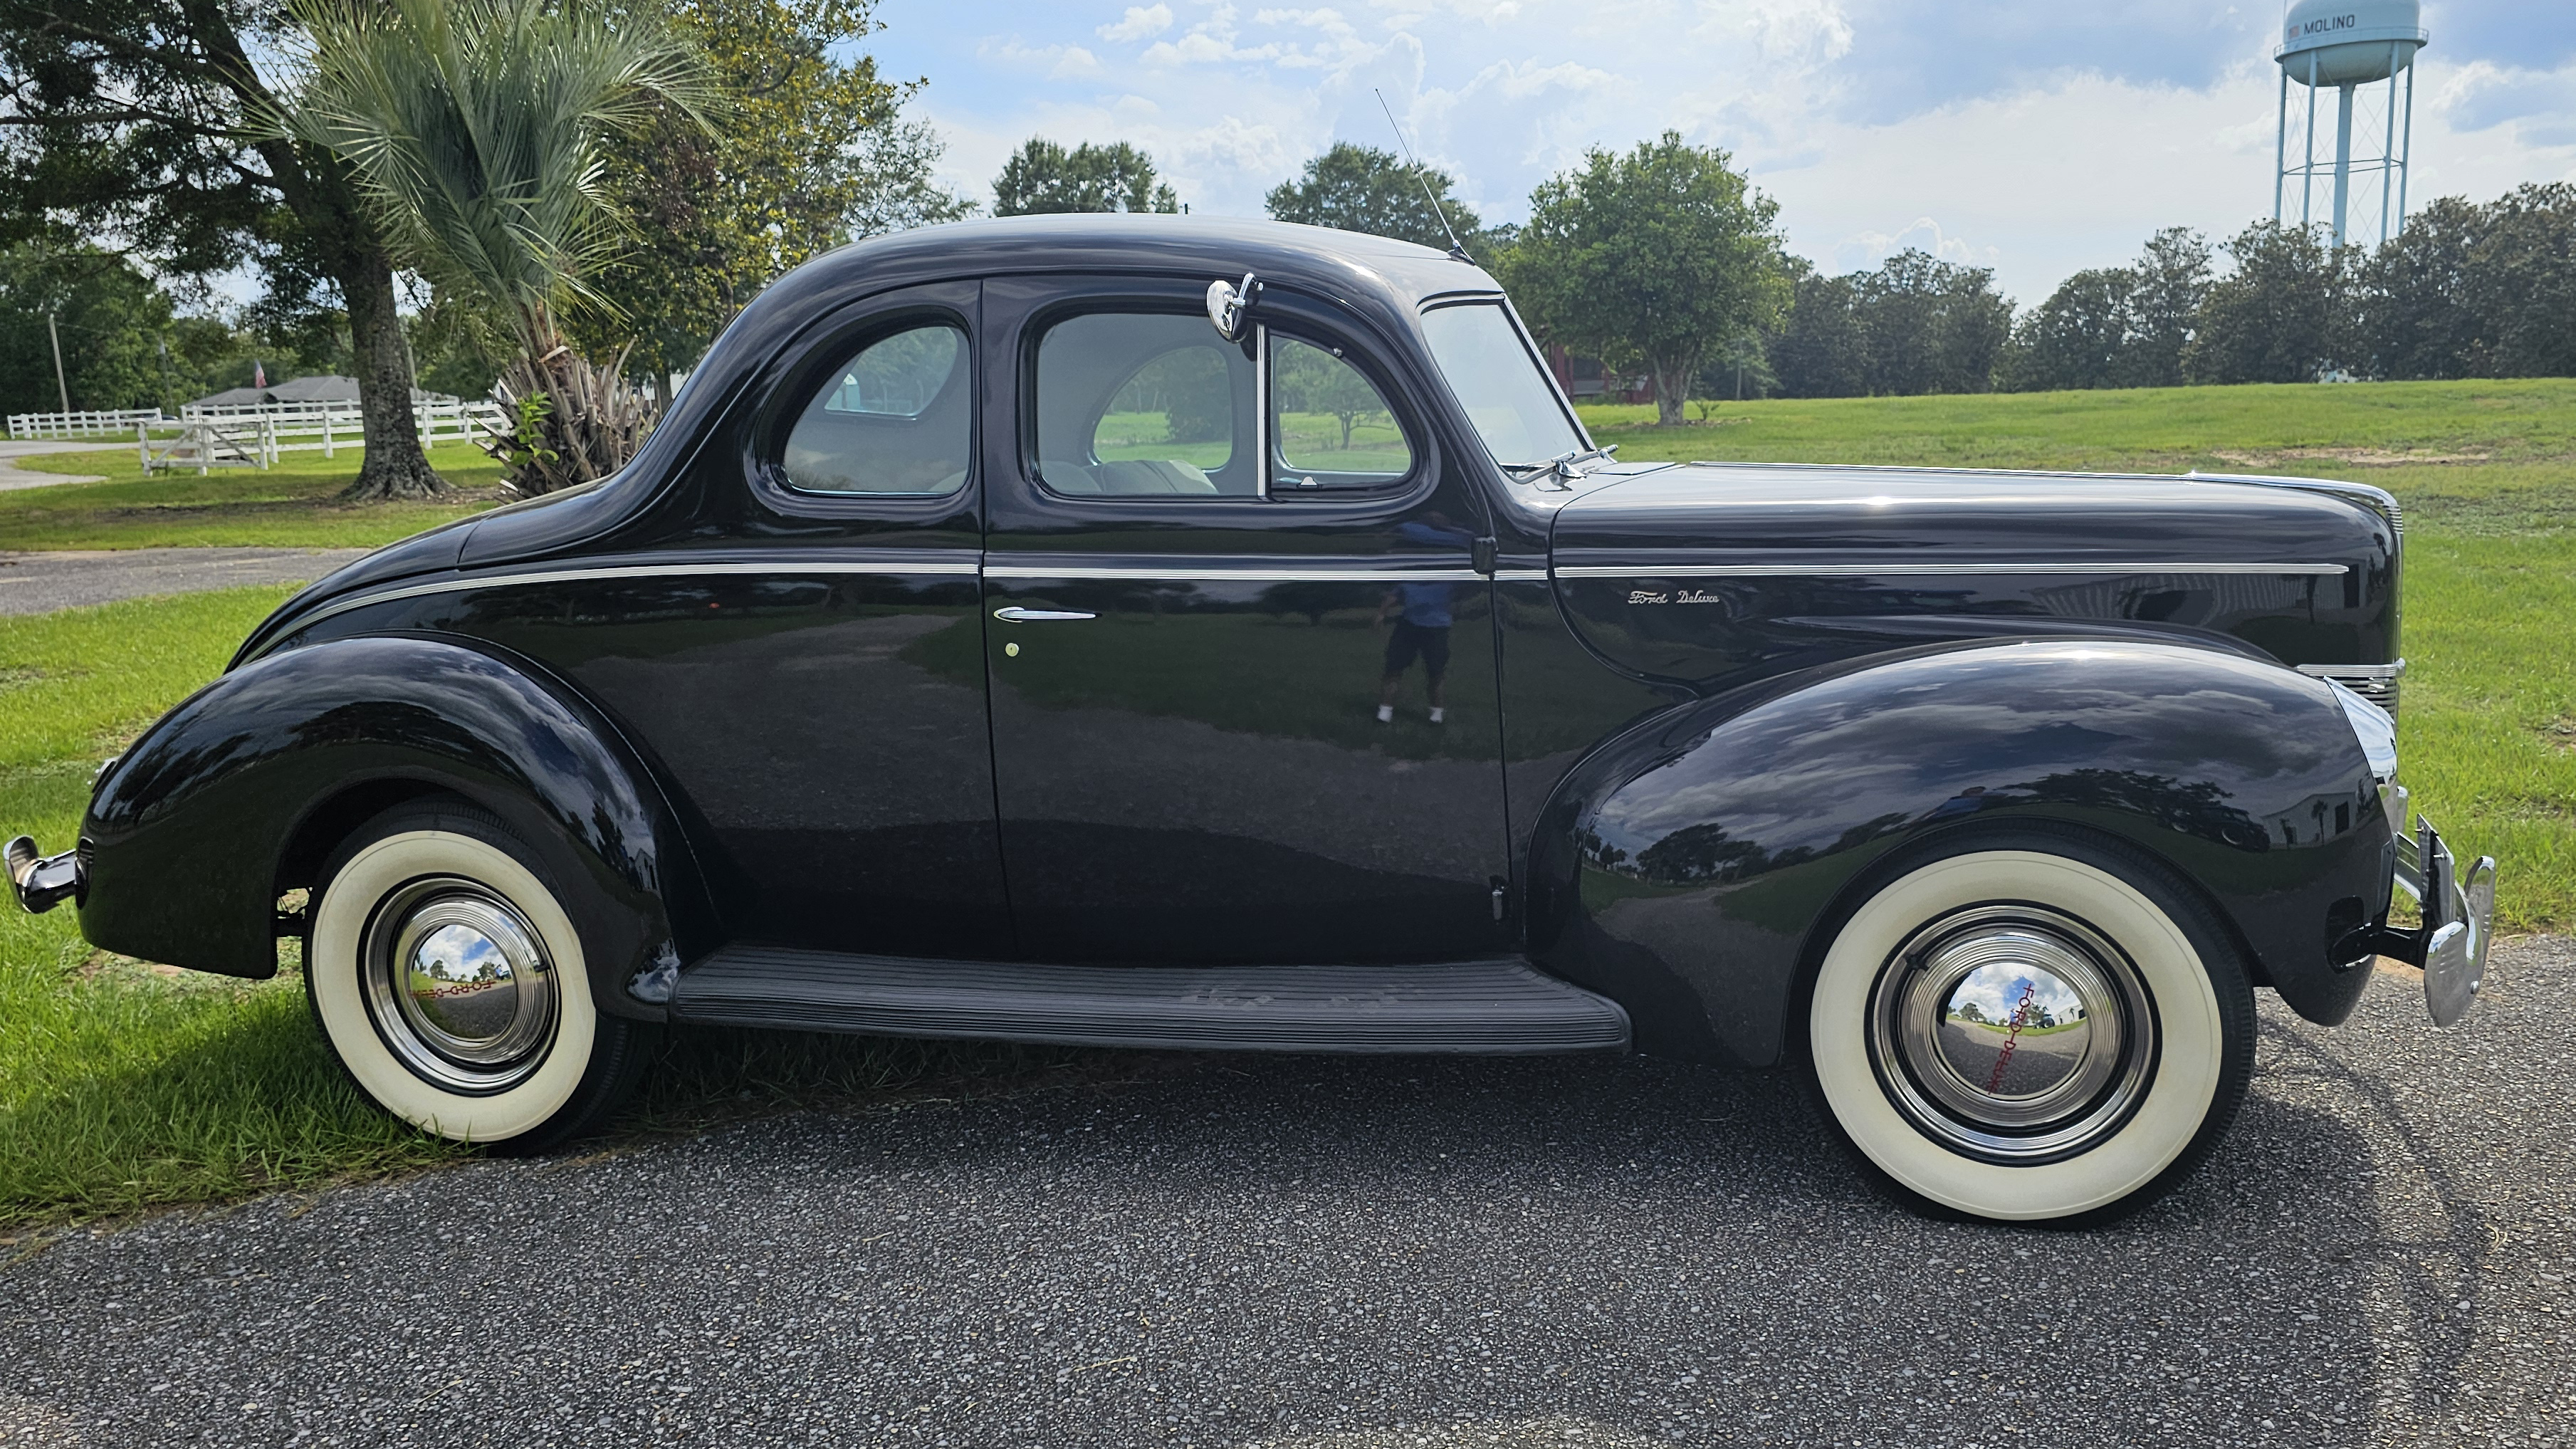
[1806,835,2254,1223]
[308,800,651,1147]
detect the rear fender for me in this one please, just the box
[1527,640,2389,1064]
[80,634,710,1018]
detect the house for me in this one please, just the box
[185,376,456,414]
[1543,345,1651,406]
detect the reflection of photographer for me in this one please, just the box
[1376,514,1472,726]
[1377,584,1452,724]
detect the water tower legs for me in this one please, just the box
[2331,83,2356,246]
[2300,51,2320,227]
[2397,63,2415,236]
[2273,70,2289,223]
[2380,43,2400,245]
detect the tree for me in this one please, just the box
[1265,142,1480,253]
[1769,270,1867,399]
[574,0,971,406]
[2354,184,2576,380]
[273,0,714,493]
[2001,266,2132,392]
[1502,132,1789,425]
[1998,228,2207,393]
[2359,194,2486,379]
[2184,221,2357,384]
[992,140,1178,216]
[2118,227,2211,387]
[0,0,446,497]
[1699,330,1776,402]
[0,237,175,413]
[1274,339,1384,448]
[2455,182,2576,379]
[1850,250,2012,396]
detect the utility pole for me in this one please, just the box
[48,310,70,414]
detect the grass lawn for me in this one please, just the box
[0,589,467,1225]
[0,589,1134,1228]
[0,377,2568,1226]
[0,441,504,550]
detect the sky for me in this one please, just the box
[857,0,2576,305]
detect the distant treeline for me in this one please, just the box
[1757,182,2576,399]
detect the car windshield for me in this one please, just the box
[1420,302,1586,469]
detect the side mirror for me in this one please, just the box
[1206,272,1261,342]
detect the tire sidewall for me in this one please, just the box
[1808,842,2239,1223]
[310,822,599,1143]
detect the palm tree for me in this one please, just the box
[266,0,713,493]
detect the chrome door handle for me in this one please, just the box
[993,607,1096,622]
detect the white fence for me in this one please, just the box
[14,398,507,458]
[137,399,511,473]
[6,407,169,440]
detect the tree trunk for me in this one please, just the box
[488,345,651,495]
[187,16,446,503]
[337,251,449,501]
[1651,359,1692,427]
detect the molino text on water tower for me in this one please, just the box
[2274,0,2427,247]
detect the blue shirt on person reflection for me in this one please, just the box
[1394,518,1474,629]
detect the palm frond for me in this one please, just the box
[261,0,716,355]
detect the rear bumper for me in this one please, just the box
[5,835,82,915]
[2374,786,2497,1027]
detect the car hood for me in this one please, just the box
[1543,461,2398,693]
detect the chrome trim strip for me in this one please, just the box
[985,564,1486,582]
[2299,660,2406,680]
[1553,560,2348,578]
[288,559,983,631]
[1252,323,1269,501]
[1493,568,1550,582]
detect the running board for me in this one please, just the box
[668,948,1630,1055]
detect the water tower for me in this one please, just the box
[2273,0,2426,247]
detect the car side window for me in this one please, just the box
[1271,336,1413,490]
[781,321,971,495]
[1035,312,1255,496]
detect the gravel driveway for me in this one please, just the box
[0,549,372,615]
[1,940,2568,1448]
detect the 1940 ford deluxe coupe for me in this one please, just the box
[8,216,2496,1223]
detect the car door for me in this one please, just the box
[979,273,1512,966]
[468,281,1007,958]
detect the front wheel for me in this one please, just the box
[307,798,654,1148]
[1804,832,2255,1223]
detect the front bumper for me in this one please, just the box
[2375,785,2497,1028]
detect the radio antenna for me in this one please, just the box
[1374,88,1472,263]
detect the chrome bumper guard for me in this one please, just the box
[2375,786,2497,1027]
[5,835,81,916]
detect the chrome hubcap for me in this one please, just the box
[1868,904,2156,1162]
[361,877,557,1093]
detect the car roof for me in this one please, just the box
[767,214,1507,315]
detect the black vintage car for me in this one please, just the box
[9,216,2495,1223]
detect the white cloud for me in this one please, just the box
[979,38,1106,78]
[874,0,2576,301]
[1099,4,1174,41]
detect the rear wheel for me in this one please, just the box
[1803,832,2254,1223]
[306,799,654,1148]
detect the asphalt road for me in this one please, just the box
[0,440,125,492]
[0,549,373,614]
[1,939,2569,1448]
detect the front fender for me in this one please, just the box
[80,634,706,1017]
[1528,641,2389,1065]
